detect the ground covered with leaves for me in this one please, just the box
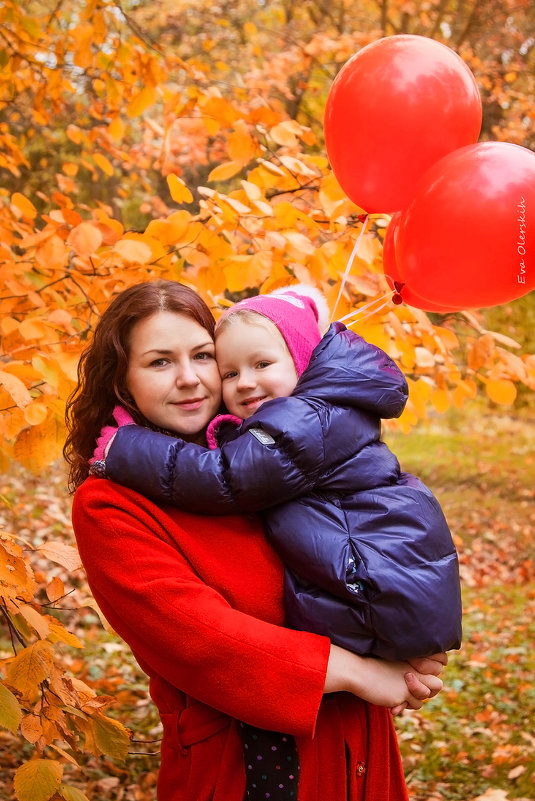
[1,412,534,801]
[387,412,535,801]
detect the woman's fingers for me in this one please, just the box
[407,652,448,676]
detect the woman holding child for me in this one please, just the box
[65,279,449,801]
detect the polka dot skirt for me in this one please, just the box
[239,721,300,800]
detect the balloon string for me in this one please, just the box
[330,214,369,323]
[345,299,390,328]
[337,291,392,323]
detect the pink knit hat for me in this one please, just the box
[218,285,329,377]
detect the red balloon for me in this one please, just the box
[382,213,466,312]
[396,141,535,308]
[324,35,482,213]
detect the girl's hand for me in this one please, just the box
[324,644,443,712]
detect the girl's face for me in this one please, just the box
[126,311,221,442]
[216,317,298,419]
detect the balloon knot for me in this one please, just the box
[392,282,404,305]
[357,213,368,223]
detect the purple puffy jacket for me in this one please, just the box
[104,323,462,660]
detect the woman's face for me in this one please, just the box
[126,311,221,442]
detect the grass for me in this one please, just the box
[384,413,535,801]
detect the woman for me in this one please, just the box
[65,280,444,801]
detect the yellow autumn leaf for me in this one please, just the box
[127,86,158,117]
[93,153,114,176]
[278,154,317,178]
[114,238,153,264]
[431,388,450,414]
[406,377,432,420]
[36,541,82,571]
[86,711,131,761]
[1,317,19,335]
[14,413,65,472]
[46,618,84,648]
[66,124,83,144]
[20,714,44,744]
[57,782,90,801]
[14,758,63,801]
[0,370,32,407]
[18,318,48,341]
[108,117,125,141]
[395,338,416,369]
[46,576,65,603]
[167,174,193,204]
[240,180,262,201]
[167,210,192,241]
[223,252,272,293]
[11,192,37,220]
[18,604,50,639]
[72,23,94,69]
[201,96,240,127]
[32,355,61,389]
[227,122,257,164]
[485,378,517,405]
[468,334,495,371]
[208,161,243,182]
[62,161,78,176]
[35,234,66,270]
[67,221,103,256]
[414,346,435,369]
[0,682,23,734]
[270,120,300,148]
[7,641,54,698]
[0,538,36,601]
[434,326,460,351]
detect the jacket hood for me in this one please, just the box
[294,322,408,419]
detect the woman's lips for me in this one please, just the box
[173,398,205,411]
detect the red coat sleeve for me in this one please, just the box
[72,478,331,737]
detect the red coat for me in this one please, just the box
[72,477,409,801]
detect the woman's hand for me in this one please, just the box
[407,652,448,676]
[324,644,443,713]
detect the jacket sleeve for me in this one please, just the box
[72,478,330,735]
[104,390,382,514]
[104,403,324,514]
[298,323,408,419]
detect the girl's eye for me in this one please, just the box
[222,371,237,380]
[257,361,271,369]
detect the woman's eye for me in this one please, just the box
[150,358,169,367]
[194,351,215,361]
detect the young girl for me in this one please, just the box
[92,286,462,662]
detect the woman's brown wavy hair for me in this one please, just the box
[64,280,216,493]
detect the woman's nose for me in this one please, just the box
[175,362,200,387]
